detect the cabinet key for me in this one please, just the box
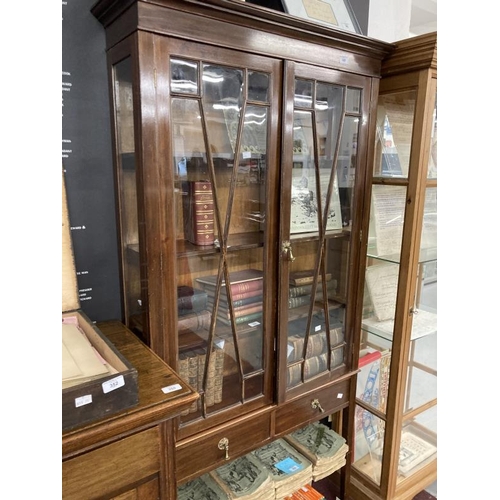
[311,399,325,412]
[218,437,230,460]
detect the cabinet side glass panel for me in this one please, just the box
[404,186,437,419]
[112,57,142,331]
[374,91,417,178]
[427,94,437,179]
[352,406,385,486]
[286,79,362,390]
[172,59,269,421]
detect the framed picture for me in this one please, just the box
[282,0,361,34]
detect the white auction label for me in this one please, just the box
[75,394,92,407]
[102,375,125,394]
[337,393,343,398]
[162,383,182,394]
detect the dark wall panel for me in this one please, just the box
[62,0,122,322]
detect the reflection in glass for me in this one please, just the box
[113,57,142,328]
[171,58,198,94]
[248,71,269,102]
[294,79,313,108]
[346,87,361,113]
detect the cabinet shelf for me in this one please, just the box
[367,246,437,265]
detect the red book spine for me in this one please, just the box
[184,180,214,246]
[228,279,263,295]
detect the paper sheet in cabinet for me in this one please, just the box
[62,323,110,386]
[365,263,399,321]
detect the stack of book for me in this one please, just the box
[196,269,264,327]
[177,473,229,500]
[177,285,212,336]
[286,310,345,388]
[182,180,215,246]
[288,271,337,311]
[284,422,349,482]
[178,343,225,415]
[210,452,274,500]
[284,484,325,500]
[251,438,313,500]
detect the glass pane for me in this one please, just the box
[294,79,313,108]
[113,57,142,330]
[346,87,361,113]
[397,413,437,482]
[374,90,417,178]
[427,96,437,179]
[367,185,407,260]
[286,78,361,393]
[352,406,385,486]
[420,187,437,259]
[248,71,269,102]
[171,58,198,94]
[173,60,268,420]
[336,115,359,228]
[203,64,243,156]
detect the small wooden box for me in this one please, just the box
[62,174,138,431]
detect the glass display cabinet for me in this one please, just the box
[350,32,437,500]
[92,0,394,497]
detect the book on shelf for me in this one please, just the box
[213,341,225,404]
[182,180,215,246]
[213,293,263,309]
[287,484,326,500]
[289,270,332,287]
[287,347,343,388]
[210,452,274,500]
[177,473,230,500]
[206,287,263,303]
[287,332,325,363]
[289,280,337,299]
[178,309,212,334]
[197,269,264,296]
[284,421,348,481]
[178,352,190,416]
[287,353,327,388]
[251,438,313,500]
[177,285,208,316]
[217,302,263,319]
[186,349,199,413]
[217,311,263,326]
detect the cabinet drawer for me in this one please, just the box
[176,410,272,483]
[62,427,160,499]
[275,379,350,436]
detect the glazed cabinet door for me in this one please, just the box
[278,61,372,402]
[167,40,281,431]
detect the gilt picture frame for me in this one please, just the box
[282,0,361,34]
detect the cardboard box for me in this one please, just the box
[62,173,138,431]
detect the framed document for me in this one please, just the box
[282,0,361,34]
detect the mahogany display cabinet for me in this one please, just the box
[90,0,395,497]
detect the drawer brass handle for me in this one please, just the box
[311,399,325,413]
[218,437,230,460]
